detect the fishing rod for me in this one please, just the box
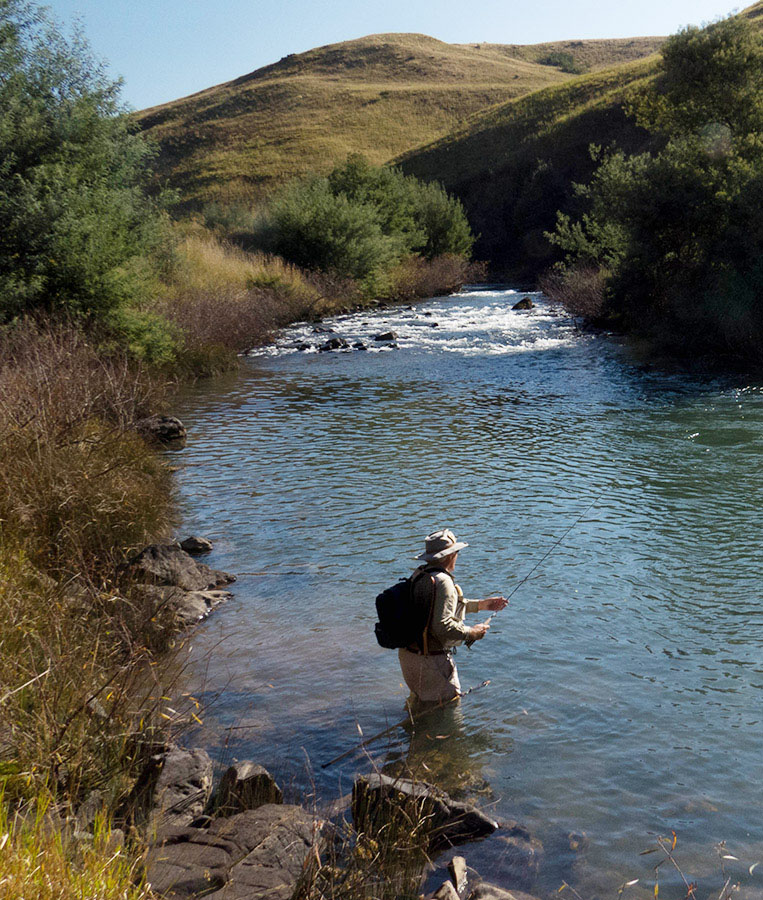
[471,493,603,641]
[321,680,490,770]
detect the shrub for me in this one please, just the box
[0,0,166,324]
[538,50,586,74]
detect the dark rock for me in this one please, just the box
[373,331,398,341]
[179,536,213,555]
[353,341,368,350]
[512,297,535,311]
[136,415,187,448]
[352,774,497,852]
[312,325,335,334]
[211,762,283,817]
[431,322,440,327]
[295,342,312,351]
[469,887,542,900]
[423,311,433,316]
[121,543,235,592]
[144,826,235,898]
[318,336,349,352]
[131,745,214,832]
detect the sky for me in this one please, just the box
[44,0,745,111]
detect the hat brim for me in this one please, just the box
[414,541,468,562]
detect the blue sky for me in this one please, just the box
[44,0,743,111]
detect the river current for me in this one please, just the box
[171,287,763,896]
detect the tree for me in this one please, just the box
[0,0,166,326]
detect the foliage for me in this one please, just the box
[539,50,586,74]
[547,15,763,363]
[0,0,166,331]
[253,156,473,292]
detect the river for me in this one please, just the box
[171,287,763,896]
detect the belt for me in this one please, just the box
[405,645,449,656]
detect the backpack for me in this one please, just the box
[374,570,436,650]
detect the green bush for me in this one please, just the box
[538,50,586,75]
[253,155,474,292]
[0,0,166,324]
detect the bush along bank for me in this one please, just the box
[543,15,763,368]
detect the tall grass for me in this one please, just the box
[0,795,152,900]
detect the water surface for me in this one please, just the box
[171,288,763,896]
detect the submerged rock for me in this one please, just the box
[512,297,535,311]
[136,415,187,448]
[312,325,335,334]
[469,887,543,900]
[352,774,498,852]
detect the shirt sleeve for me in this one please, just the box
[465,599,480,614]
[430,573,471,645]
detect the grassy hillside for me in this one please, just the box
[135,32,663,210]
[398,57,660,277]
[399,2,763,279]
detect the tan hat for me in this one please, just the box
[415,529,469,562]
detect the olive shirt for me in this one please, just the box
[413,565,480,652]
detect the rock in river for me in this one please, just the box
[373,331,398,342]
[352,774,498,852]
[318,336,349,352]
[120,543,235,592]
[210,762,283,817]
[512,297,535,311]
[180,536,213,555]
[136,415,187,448]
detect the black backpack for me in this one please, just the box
[374,570,436,650]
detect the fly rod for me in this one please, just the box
[321,680,490,770]
[468,493,602,644]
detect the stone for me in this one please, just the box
[423,311,433,316]
[512,297,535,311]
[295,342,312,351]
[353,341,368,350]
[352,774,498,852]
[205,805,321,900]
[468,887,542,900]
[312,325,335,334]
[179,536,213,555]
[475,821,544,892]
[136,415,187,448]
[144,826,237,898]
[132,745,214,832]
[121,543,235,592]
[318,336,349,351]
[432,881,460,900]
[75,790,105,831]
[449,856,468,894]
[211,762,283,816]
[373,331,398,341]
[129,584,232,629]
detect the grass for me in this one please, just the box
[134,32,663,211]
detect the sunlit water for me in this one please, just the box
[170,288,763,897]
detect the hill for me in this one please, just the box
[135,32,663,210]
[399,2,763,279]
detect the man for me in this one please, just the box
[398,529,508,703]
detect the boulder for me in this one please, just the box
[512,297,535,311]
[129,584,232,629]
[353,341,368,350]
[135,745,214,832]
[318,336,349,352]
[136,415,187,448]
[373,331,398,342]
[211,762,283,817]
[144,806,323,900]
[179,536,213,555]
[312,325,335,334]
[432,882,460,900]
[352,774,498,852]
[449,856,468,894]
[121,543,235,592]
[295,342,312,351]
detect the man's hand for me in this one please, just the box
[469,621,490,641]
[479,595,508,612]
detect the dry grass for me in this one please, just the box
[540,265,610,319]
[133,32,661,210]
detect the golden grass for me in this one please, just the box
[0,797,152,900]
[134,32,663,209]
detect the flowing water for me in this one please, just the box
[171,287,763,896]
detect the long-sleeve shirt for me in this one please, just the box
[413,565,480,652]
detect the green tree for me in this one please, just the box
[0,0,167,332]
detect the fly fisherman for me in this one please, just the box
[399,529,508,704]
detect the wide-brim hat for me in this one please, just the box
[415,528,468,562]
